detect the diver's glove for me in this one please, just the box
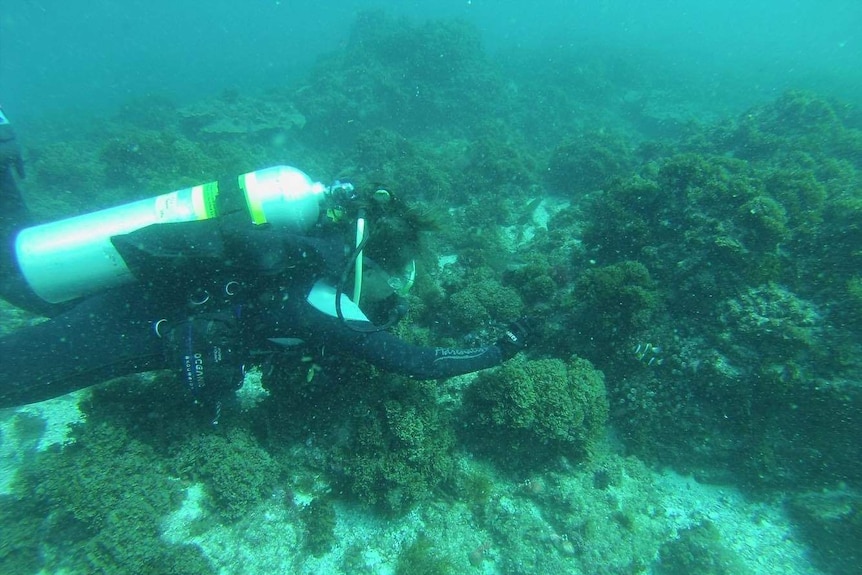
[496,317,532,361]
[160,312,245,421]
[0,108,25,178]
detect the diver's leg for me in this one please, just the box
[0,168,69,316]
[0,163,31,233]
[0,285,168,408]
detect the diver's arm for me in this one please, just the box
[256,286,517,380]
[345,328,506,379]
[326,314,530,379]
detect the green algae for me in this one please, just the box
[462,356,609,468]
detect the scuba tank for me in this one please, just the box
[15,166,327,304]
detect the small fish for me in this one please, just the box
[633,341,663,366]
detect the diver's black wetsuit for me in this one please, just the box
[0,165,506,410]
[0,277,505,408]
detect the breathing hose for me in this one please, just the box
[334,222,404,334]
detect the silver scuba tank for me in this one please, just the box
[15,165,326,303]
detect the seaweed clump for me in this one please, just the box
[301,498,337,558]
[547,130,636,196]
[394,535,455,575]
[447,273,525,332]
[172,427,279,522]
[654,521,751,575]
[0,421,213,575]
[461,356,609,469]
[565,260,663,362]
[334,374,458,515]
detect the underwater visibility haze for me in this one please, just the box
[1,0,861,574]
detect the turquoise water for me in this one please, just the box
[1,1,861,574]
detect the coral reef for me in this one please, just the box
[787,487,862,575]
[547,130,636,196]
[99,128,222,190]
[718,283,822,360]
[6,11,862,575]
[294,11,506,145]
[177,92,306,138]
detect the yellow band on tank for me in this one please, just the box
[189,182,220,220]
[200,181,220,219]
[240,172,268,225]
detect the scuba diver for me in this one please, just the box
[0,109,529,422]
